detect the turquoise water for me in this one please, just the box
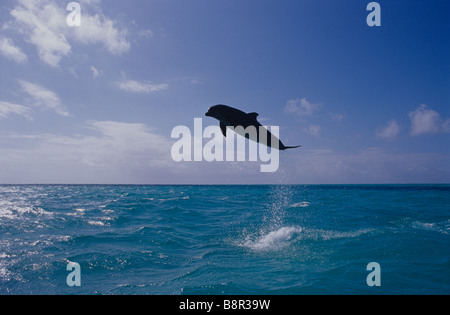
[0,185,449,295]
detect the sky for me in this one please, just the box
[0,0,449,184]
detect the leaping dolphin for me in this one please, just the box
[205,104,301,150]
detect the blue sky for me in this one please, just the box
[0,0,449,184]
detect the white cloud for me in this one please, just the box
[305,124,321,138]
[408,104,449,136]
[8,0,130,67]
[330,113,345,123]
[284,98,320,118]
[18,80,69,116]
[0,101,32,120]
[0,121,176,184]
[0,36,28,63]
[87,121,170,153]
[45,121,173,168]
[443,119,450,133]
[72,12,130,55]
[139,29,154,39]
[79,0,102,9]
[90,65,101,78]
[10,0,71,67]
[117,79,169,93]
[376,119,400,140]
[1,124,449,184]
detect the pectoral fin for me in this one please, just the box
[220,123,227,137]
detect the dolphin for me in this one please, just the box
[205,104,301,150]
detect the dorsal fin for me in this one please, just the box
[247,112,259,120]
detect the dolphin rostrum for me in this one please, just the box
[205,104,301,150]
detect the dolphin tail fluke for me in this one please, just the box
[281,145,301,150]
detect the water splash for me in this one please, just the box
[242,226,303,251]
[239,186,303,252]
[263,185,294,228]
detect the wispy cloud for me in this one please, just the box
[7,0,130,67]
[376,119,400,140]
[90,65,101,78]
[284,98,320,118]
[330,113,344,123]
[10,0,71,67]
[409,104,450,136]
[304,124,321,138]
[71,10,130,55]
[0,101,32,120]
[18,80,69,116]
[116,79,168,93]
[139,29,154,39]
[0,36,28,63]
[0,120,175,183]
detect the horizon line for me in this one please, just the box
[0,183,449,186]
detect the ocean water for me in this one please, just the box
[0,184,449,295]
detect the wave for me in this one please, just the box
[289,201,310,208]
[412,220,450,235]
[157,196,190,201]
[311,228,373,240]
[87,220,108,226]
[0,200,52,220]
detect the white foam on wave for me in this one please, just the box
[0,266,11,281]
[412,220,449,235]
[157,195,190,201]
[243,226,303,251]
[290,201,310,208]
[0,199,52,220]
[66,208,86,217]
[87,220,107,226]
[307,228,373,240]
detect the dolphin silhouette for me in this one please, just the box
[205,104,301,150]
